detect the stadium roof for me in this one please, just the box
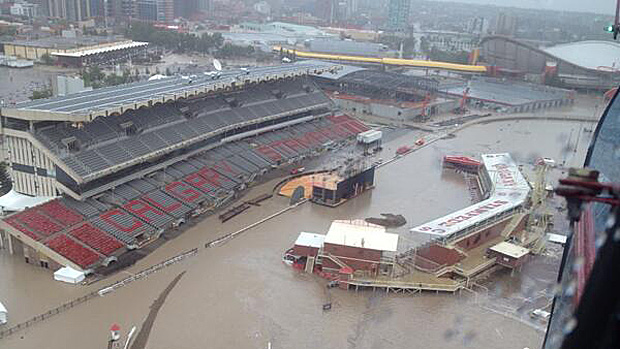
[51,41,148,58]
[2,35,126,50]
[2,62,341,122]
[542,41,620,72]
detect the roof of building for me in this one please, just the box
[489,241,529,259]
[325,219,398,252]
[410,153,530,238]
[542,40,620,71]
[440,77,570,106]
[2,36,125,50]
[51,41,148,58]
[3,62,340,121]
[295,232,326,248]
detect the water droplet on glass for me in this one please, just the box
[563,317,578,334]
[595,234,607,248]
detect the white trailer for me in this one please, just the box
[356,130,383,144]
[0,301,7,325]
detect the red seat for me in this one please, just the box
[38,200,83,227]
[69,223,124,256]
[14,210,62,236]
[46,234,100,269]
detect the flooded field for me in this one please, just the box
[0,117,594,349]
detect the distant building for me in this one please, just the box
[46,0,94,21]
[467,17,488,35]
[253,1,270,16]
[315,0,335,24]
[10,1,40,18]
[387,0,410,31]
[173,0,197,19]
[105,0,133,24]
[53,75,92,96]
[134,0,173,22]
[495,12,517,36]
[197,0,212,13]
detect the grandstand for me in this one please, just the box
[0,62,371,272]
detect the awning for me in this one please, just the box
[0,189,55,213]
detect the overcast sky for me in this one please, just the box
[434,0,617,15]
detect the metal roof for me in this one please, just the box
[543,41,620,71]
[294,232,326,248]
[3,62,341,121]
[489,241,529,259]
[325,220,399,252]
[51,41,148,58]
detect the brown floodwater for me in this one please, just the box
[0,117,594,349]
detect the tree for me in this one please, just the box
[30,88,53,100]
[40,53,54,65]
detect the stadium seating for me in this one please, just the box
[69,223,124,256]
[38,200,84,227]
[46,234,101,269]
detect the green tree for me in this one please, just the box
[40,53,54,65]
[30,88,53,100]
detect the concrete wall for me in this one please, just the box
[4,135,59,197]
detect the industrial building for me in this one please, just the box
[0,62,375,274]
[312,63,456,120]
[481,36,620,89]
[439,77,574,113]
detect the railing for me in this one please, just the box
[0,247,199,340]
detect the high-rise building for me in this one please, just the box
[467,17,489,35]
[105,0,133,24]
[387,0,410,31]
[133,0,173,22]
[495,12,518,36]
[316,0,335,24]
[46,0,94,21]
[173,0,197,19]
[197,0,212,13]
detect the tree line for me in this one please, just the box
[126,22,255,58]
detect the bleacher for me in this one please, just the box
[2,74,373,271]
[33,80,332,180]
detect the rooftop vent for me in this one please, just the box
[224,97,240,108]
[120,121,138,136]
[271,89,285,99]
[61,136,80,152]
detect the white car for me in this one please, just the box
[537,157,556,167]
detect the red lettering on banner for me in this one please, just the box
[438,200,511,228]
[184,173,214,192]
[101,209,142,232]
[143,194,181,213]
[198,167,222,187]
[165,182,201,202]
[256,145,281,161]
[123,200,164,222]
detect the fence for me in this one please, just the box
[0,247,199,340]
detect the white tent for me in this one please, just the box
[0,301,7,325]
[54,266,85,284]
[0,189,55,213]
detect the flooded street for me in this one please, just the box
[0,118,593,349]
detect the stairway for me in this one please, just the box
[501,213,526,238]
